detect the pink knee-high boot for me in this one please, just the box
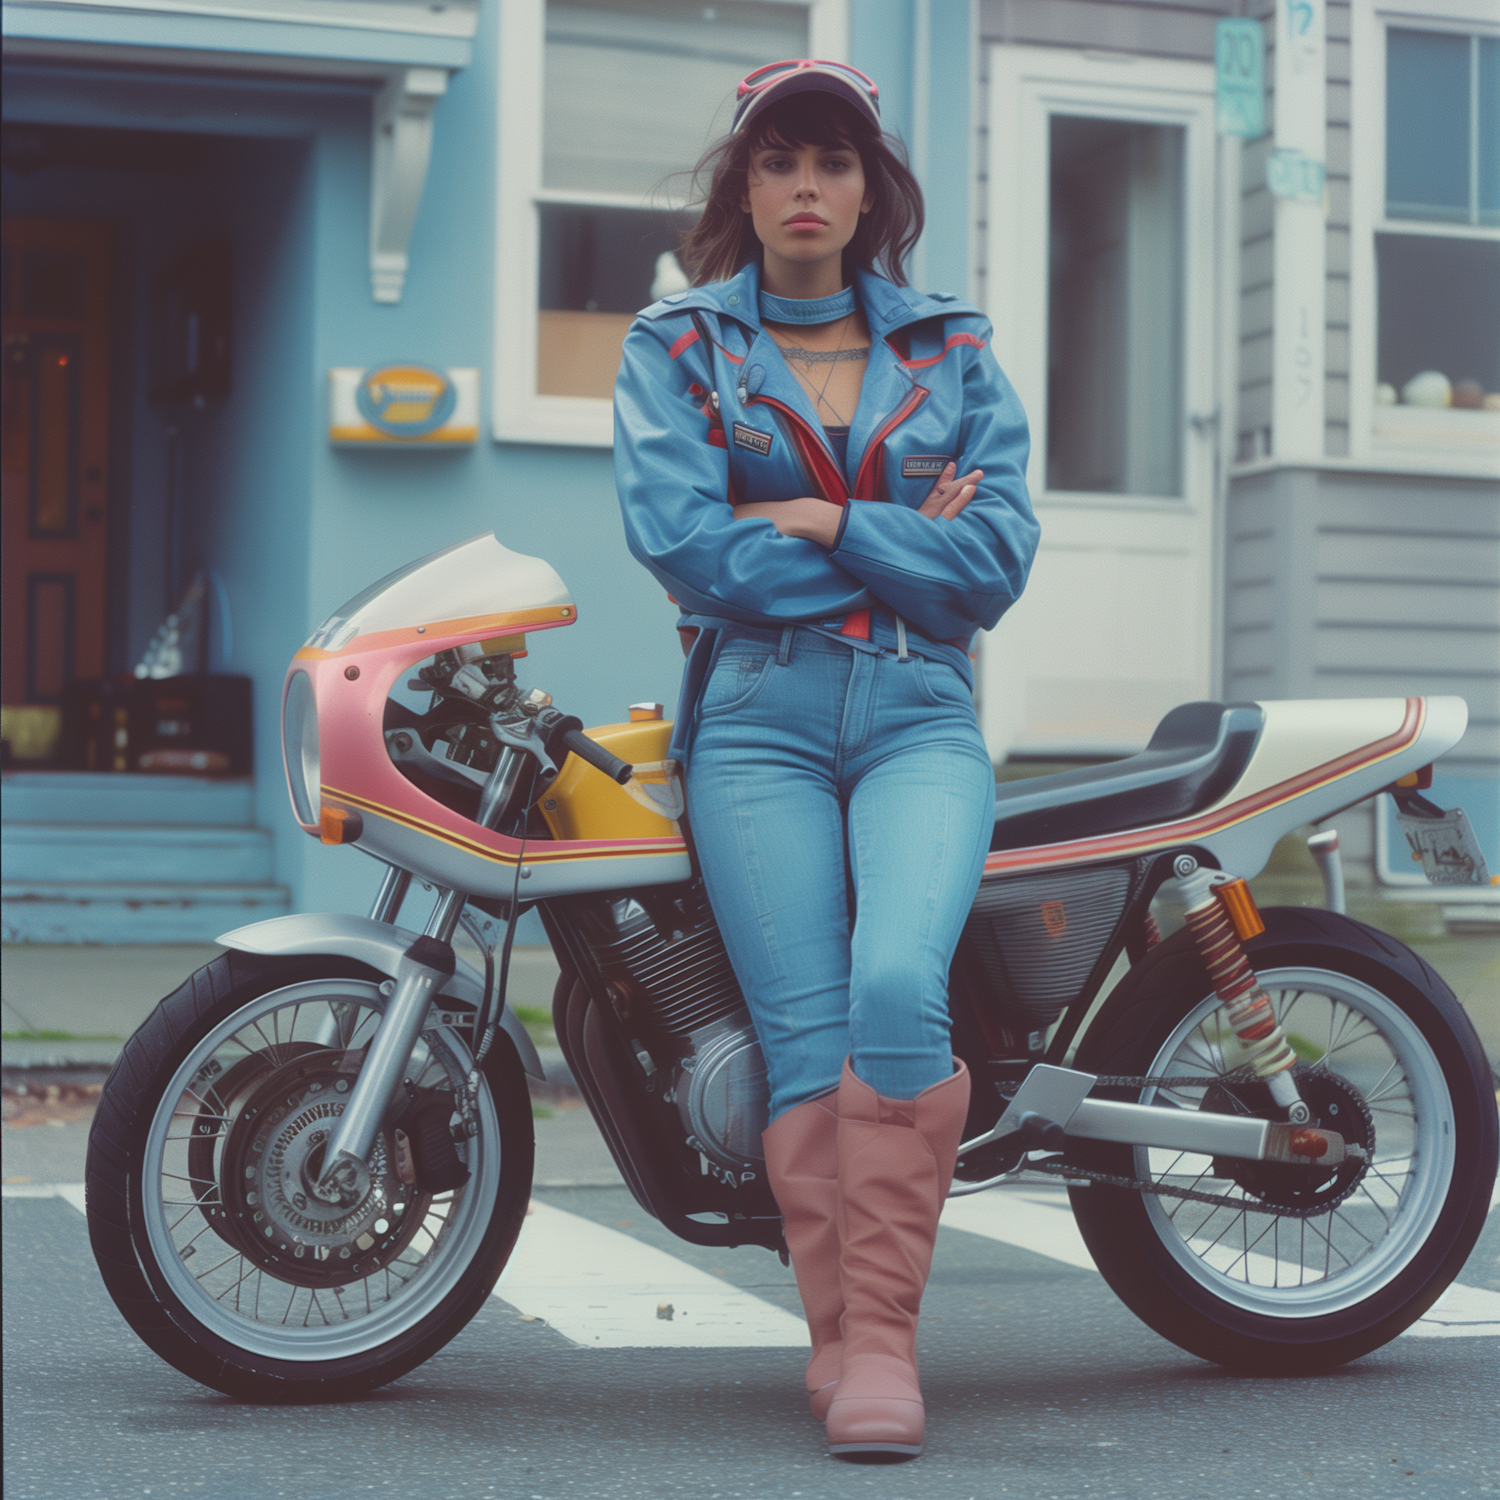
[825,1057,970,1459]
[761,1093,843,1419]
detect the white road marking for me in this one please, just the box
[493,1199,809,1348]
[9,1179,1493,1342]
[942,1183,1497,1338]
[3,1182,86,1213]
[1404,1282,1500,1339]
[941,1187,1097,1271]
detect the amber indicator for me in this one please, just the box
[320,805,364,845]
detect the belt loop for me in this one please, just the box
[895,615,909,661]
[777,625,795,666]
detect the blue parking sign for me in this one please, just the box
[1216,18,1265,138]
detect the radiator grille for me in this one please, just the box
[964,867,1131,1028]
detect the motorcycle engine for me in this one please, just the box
[570,885,769,1187]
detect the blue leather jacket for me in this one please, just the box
[612,261,1039,752]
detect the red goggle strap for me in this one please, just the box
[736,58,878,101]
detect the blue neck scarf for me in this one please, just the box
[758,285,857,325]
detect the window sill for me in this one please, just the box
[1372,404,1500,451]
[492,395,613,449]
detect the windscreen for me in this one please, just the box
[306,534,574,651]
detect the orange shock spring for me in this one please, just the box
[1176,861,1304,1113]
[1142,912,1163,949]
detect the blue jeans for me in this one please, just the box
[687,625,995,1121]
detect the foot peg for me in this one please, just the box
[961,1064,1096,1156]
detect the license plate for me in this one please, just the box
[1394,805,1492,886]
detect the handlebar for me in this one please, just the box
[560,728,633,785]
[528,707,635,785]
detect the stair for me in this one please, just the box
[1,772,289,943]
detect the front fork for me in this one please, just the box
[311,890,467,1203]
[1173,854,1310,1123]
[310,739,538,1204]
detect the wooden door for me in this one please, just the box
[2,220,112,759]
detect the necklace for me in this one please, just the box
[766,314,868,426]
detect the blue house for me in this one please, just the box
[2,0,1494,944]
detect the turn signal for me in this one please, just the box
[1396,764,1433,790]
[320,805,364,845]
[1214,876,1265,940]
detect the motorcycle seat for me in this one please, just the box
[991,701,1266,851]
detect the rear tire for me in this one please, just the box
[1067,908,1497,1373]
[86,950,534,1401]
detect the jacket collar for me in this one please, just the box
[658,260,973,339]
[661,262,972,492]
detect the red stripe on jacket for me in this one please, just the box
[895,332,986,370]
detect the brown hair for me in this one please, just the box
[678,93,924,288]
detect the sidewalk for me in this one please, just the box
[0,942,572,1078]
[5,930,1497,1073]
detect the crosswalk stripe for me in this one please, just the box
[494,1200,809,1348]
[941,1187,1097,1271]
[7,1180,1493,1341]
[1402,1282,1500,1338]
[3,1182,86,1214]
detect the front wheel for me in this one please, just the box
[85,950,534,1401]
[1068,908,1497,1373]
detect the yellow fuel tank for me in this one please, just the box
[538,720,678,840]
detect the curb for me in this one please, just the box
[2,1035,576,1089]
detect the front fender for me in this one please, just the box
[217,912,545,1081]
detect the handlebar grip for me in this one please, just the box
[561,728,633,785]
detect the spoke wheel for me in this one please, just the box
[1067,907,1497,1373]
[87,951,534,1401]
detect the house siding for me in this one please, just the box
[1224,466,1500,878]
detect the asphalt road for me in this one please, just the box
[4,1098,1498,1500]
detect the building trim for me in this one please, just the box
[492,0,851,449]
[1,3,473,70]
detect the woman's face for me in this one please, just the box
[743,138,873,274]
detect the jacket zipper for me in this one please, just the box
[746,394,849,505]
[852,385,929,500]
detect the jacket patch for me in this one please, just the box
[733,422,774,457]
[902,455,954,479]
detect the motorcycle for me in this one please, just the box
[85,532,1498,1400]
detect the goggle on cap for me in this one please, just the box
[732,59,881,136]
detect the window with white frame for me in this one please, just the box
[1372,23,1499,433]
[496,0,844,446]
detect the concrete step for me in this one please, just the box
[1,823,275,885]
[1,881,290,944]
[0,772,255,827]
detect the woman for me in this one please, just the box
[613,59,1038,1460]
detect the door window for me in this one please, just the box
[1047,116,1186,498]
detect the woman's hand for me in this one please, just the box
[918,463,983,520]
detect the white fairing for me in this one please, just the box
[306,533,573,651]
[1196,696,1468,879]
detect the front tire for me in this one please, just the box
[1068,908,1497,1373]
[86,950,534,1401]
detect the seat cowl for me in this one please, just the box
[991,702,1266,852]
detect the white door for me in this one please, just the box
[980,48,1220,759]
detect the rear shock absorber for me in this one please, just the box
[1174,856,1310,1123]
